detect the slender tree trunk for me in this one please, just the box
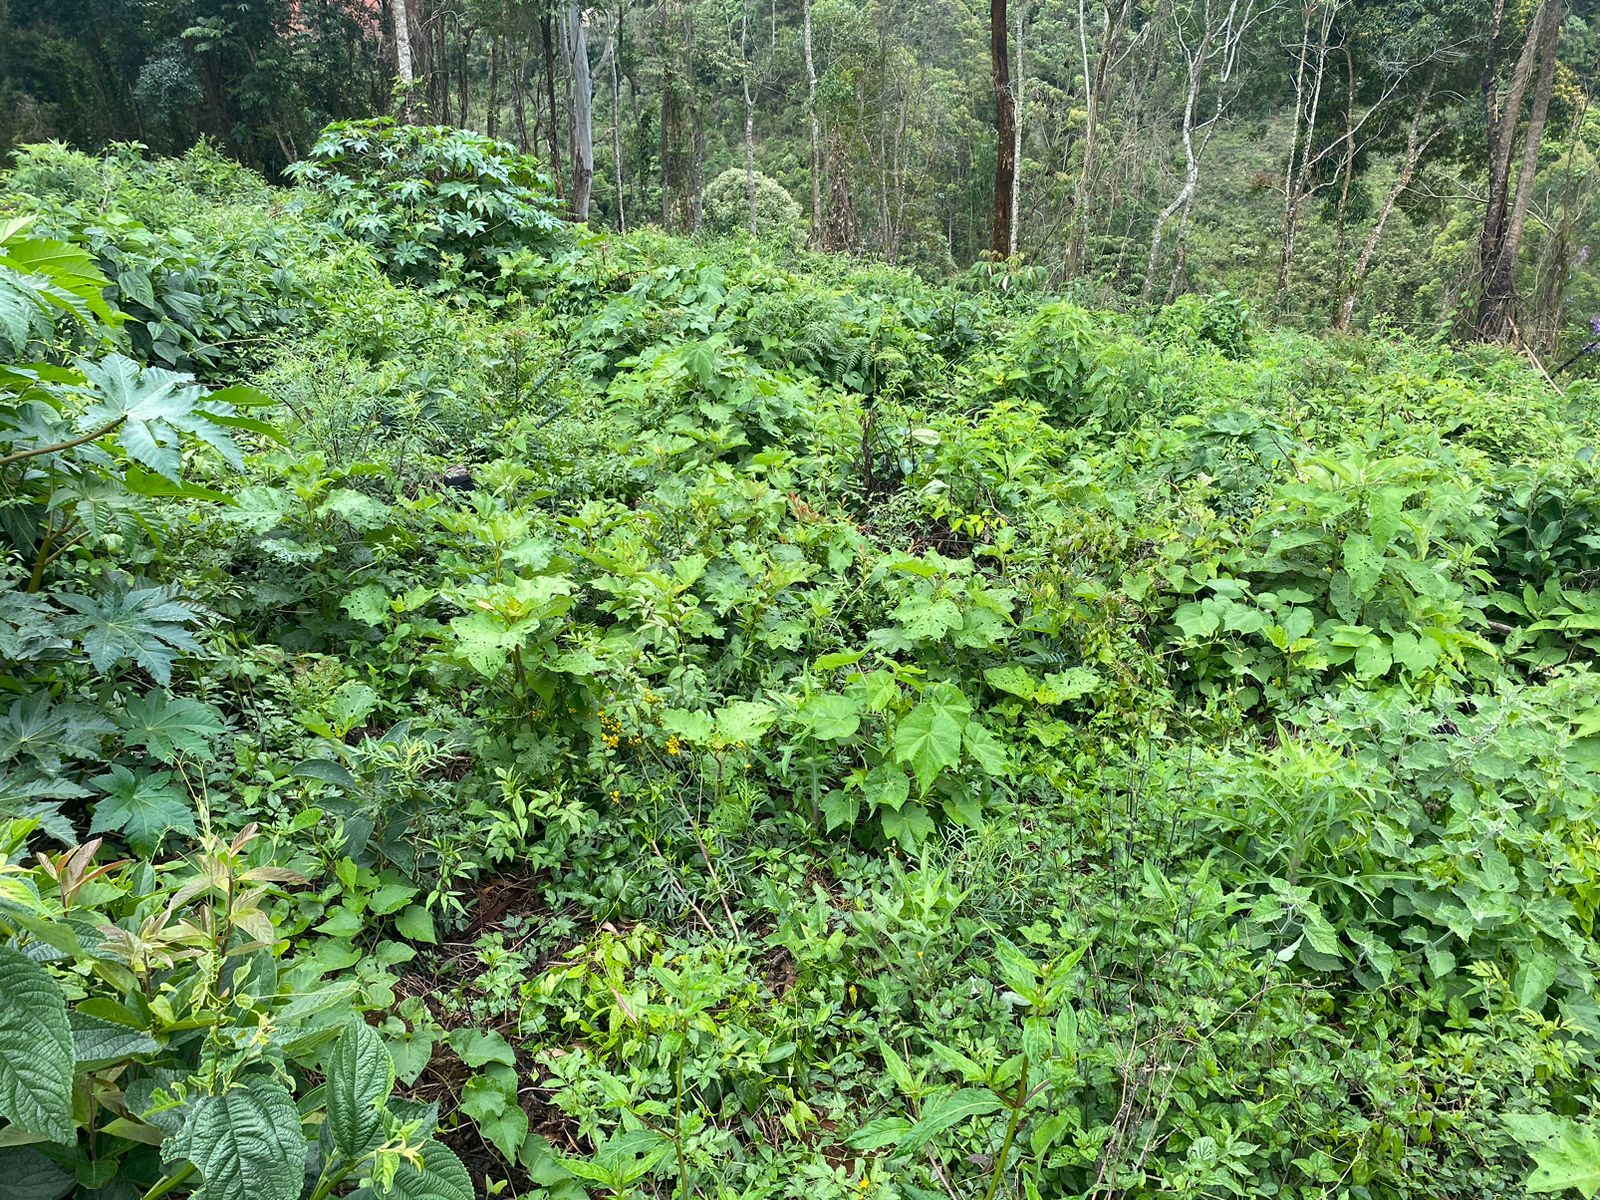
[803,0,822,248]
[487,36,500,138]
[1143,49,1204,300]
[511,34,529,148]
[1334,77,1435,331]
[540,10,565,198]
[459,27,472,128]
[1531,101,1589,350]
[1478,0,1517,273]
[687,5,703,234]
[1332,44,1355,282]
[1277,0,1337,307]
[612,4,626,231]
[1066,0,1128,276]
[742,0,757,234]
[990,0,1015,255]
[1477,0,1562,341]
[392,0,414,116]
[567,1,594,219]
[1144,0,1249,301]
[1009,1,1024,256]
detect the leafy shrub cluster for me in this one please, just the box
[702,167,805,247]
[286,119,565,291]
[3,133,1600,1200]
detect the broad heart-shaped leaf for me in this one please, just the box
[1341,533,1385,603]
[713,700,776,746]
[445,612,531,678]
[894,687,970,793]
[116,691,226,763]
[460,1063,527,1162]
[898,1087,1005,1154]
[348,1139,474,1200]
[326,1018,395,1161]
[1528,1119,1600,1197]
[89,765,196,855]
[796,693,860,741]
[448,1028,515,1068]
[0,1145,74,1200]
[56,585,205,685]
[984,665,1038,700]
[164,1076,305,1200]
[0,946,74,1144]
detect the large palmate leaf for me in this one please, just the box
[0,945,75,1144]
[893,684,970,793]
[0,693,115,774]
[116,691,226,763]
[164,1076,306,1200]
[325,1018,394,1161]
[88,765,196,853]
[1525,1118,1600,1197]
[56,584,206,684]
[76,354,246,479]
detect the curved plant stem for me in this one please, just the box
[982,1054,1030,1200]
[141,1163,196,1200]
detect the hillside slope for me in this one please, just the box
[3,139,1600,1199]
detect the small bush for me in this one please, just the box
[702,166,803,246]
[287,119,565,289]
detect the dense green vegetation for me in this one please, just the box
[6,128,1600,1200]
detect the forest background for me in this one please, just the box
[2,0,1598,357]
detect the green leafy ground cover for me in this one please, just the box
[4,132,1600,1199]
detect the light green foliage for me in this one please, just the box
[702,168,805,247]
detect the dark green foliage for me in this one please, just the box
[287,121,565,291]
[3,144,1600,1200]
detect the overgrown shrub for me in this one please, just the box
[702,166,804,246]
[286,119,565,289]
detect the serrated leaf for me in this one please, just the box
[1527,1119,1600,1197]
[77,354,244,478]
[70,1012,159,1068]
[0,946,74,1144]
[659,708,714,744]
[713,700,776,745]
[89,766,195,854]
[0,694,115,774]
[1022,1016,1052,1063]
[326,1018,394,1160]
[894,689,968,793]
[1341,533,1384,602]
[984,665,1038,700]
[348,1139,474,1200]
[56,585,205,685]
[117,691,225,763]
[0,1145,74,1200]
[164,1076,305,1200]
[796,693,860,741]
